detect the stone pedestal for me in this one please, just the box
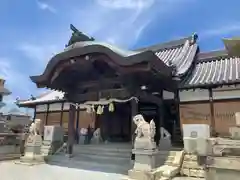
[16,135,44,165]
[126,149,160,180]
[41,126,64,158]
[133,149,159,171]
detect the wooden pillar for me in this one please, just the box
[158,90,164,128]
[33,106,36,120]
[60,102,64,126]
[67,103,76,156]
[174,90,180,127]
[131,98,138,160]
[76,107,80,143]
[131,99,138,139]
[45,104,50,125]
[209,88,216,136]
[157,89,164,146]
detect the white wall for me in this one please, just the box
[179,85,240,102]
[36,103,63,112]
[49,103,62,111]
[36,104,48,112]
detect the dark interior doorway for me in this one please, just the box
[163,99,180,142]
[138,102,160,144]
[96,102,132,142]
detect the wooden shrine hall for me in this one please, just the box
[29,25,198,155]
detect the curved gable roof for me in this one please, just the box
[181,50,240,89]
[136,34,198,77]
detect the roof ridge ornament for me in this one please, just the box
[66,24,95,47]
[190,32,198,44]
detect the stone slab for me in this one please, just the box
[207,168,240,180]
[128,169,155,180]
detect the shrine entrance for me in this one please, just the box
[29,25,180,155]
[95,102,132,143]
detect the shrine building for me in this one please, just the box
[17,25,240,154]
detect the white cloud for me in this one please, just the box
[36,0,57,13]
[18,43,60,64]
[0,58,33,95]
[71,0,194,48]
[14,0,195,102]
[0,58,35,113]
[200,23,240,39]
[96,0,155,9]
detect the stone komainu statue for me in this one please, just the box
[133,114,156,150]
[29,119,43,136]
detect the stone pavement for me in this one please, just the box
[0,160,126,180]
[1,160,206,180]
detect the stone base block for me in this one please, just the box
[128,169,156,180]
[127,167,179,180]
[15,154,45,166]
[229,127,240,140]
[133,149,159,171]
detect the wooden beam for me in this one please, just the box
[76,77,122,89]
[65,88,132,103]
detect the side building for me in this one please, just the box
[180,50,240,136]
[17,91,95,134]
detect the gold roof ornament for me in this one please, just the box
[223,38,240,56]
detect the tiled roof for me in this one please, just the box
[181,50,240,89]
[0,87,11,95]
[137,34,198,76]
[18,91,65,105]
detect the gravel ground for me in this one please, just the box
[0,160,126,180]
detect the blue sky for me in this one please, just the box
[0,0,240,113]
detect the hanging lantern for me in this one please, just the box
[108,102,115,112]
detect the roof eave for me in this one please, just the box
[179,81,240,90]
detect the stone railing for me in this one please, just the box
[0,133,23,156]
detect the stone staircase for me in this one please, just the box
[41,140,52,156]
[41,140,64,158]
[126,150,185,180]
[48,143,132,174]
[180,154,206,179]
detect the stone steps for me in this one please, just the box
[74,145,131,159]
[49,143,132,174]
[49,154,132,174]
[180,154,206,178]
